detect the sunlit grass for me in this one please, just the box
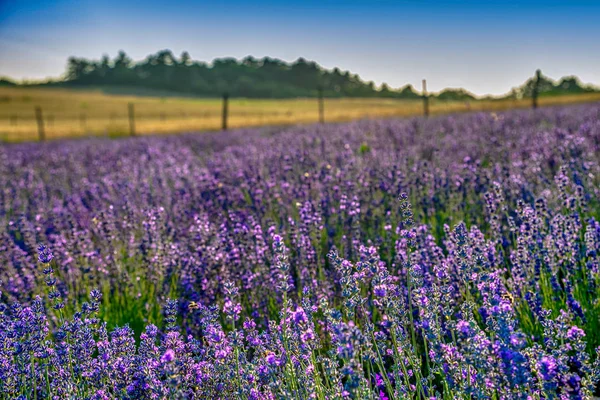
[1,86,600,142]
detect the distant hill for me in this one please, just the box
[507,71,599,99]
[436,88,477,101]
[51,50,404,99]
[0,77,17,87]
[8,50,600,99]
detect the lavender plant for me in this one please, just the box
[1,103,600,398]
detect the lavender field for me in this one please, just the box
[2,104,600,399]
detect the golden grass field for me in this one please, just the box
[2,87,600,142]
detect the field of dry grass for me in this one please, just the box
[2,87,600,142]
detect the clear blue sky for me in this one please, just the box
[1,0,599,95]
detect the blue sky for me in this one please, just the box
[0,0,599,95]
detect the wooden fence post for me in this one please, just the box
[35,106,45,141]
[532,69,541,109]
[318,86,324,124]
[128,103,136,136]
[422,79,429,117]
[222,93,229,130]
[80,113,87,131]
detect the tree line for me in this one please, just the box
[3,50,597,100]
[62,50,470,99]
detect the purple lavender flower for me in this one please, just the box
[161,348,175,363]
[1,103,600,399]
[538,356,558,381]
[566,326,585,341]
[37,244,53,264]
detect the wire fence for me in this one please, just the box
[0,75,551,142]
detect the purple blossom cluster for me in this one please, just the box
[2,104,600,398]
